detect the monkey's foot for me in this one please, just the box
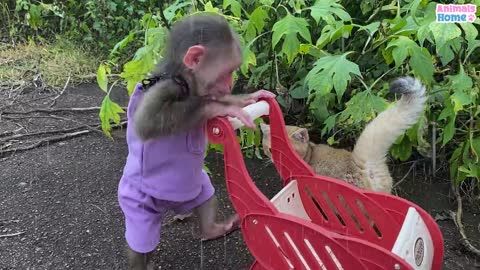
[200,214,241,241]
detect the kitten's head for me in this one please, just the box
[259,123,310,161]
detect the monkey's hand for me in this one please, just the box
[205,102,256,129]
[247,89,276,101]
[216,90,276,107]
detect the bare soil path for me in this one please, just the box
[0,84,479,269]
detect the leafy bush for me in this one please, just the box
[2,0,164,54]
[4,0,479,191]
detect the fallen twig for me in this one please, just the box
[0,127,23,138]
[449,188,480,258]
[0,94,56,111]
[0,219,20,225]
[2,106,127,115]
[0,122,101,142]
[49,75,71,107]
[434,211,452,222]
[0,115,124,136]
[0,231,24,238]
[43,115,104,135]
[393,160,418,189]
[2,106,114,114]
[0,121,127,156]
[89,203,107,215]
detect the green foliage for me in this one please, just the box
[3,0,166,53]
[6,0,478,188]
[94,0,479,186]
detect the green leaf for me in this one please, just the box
[163,0,191,22]
[460,22,478,43]
[290,82,309,99]
[437,39,460,66]
[99,95,125,139]
[332,23,354,39]
[429,23,462,54]
[245,6,269,42]
[97,64,109,93]
[386,36,414,67]
[359,22,380,36]
[409,47,434,84]
[471,136,480,162]
[450,143,469,184]
[339,90,388,125]
[110,32,135,57]
[305,52,361,101]
[327,135,337,145]
[260,0,274,5]
[308,0,351,24]
[360,0,375,15]
[299,43,323,57]
[272,13,311,63]
[417,24,432,47]
[121,57,154,95]
[240,45,257,76]
[450,67,474,92]
[448,67,474,113]
[310,95,330,122]
[451,91,473,113]
[415,3,437,46]
[321,114,337,136]
[442,115,456,147]
[386,16,408,35]
[223,0,242,17]
[466,38,480,60]
[438,102,453,121]
[385,36,433,83]
[391,135,413,161]
[203,1,220,13]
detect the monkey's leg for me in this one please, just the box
[118,178,165,270]
[127,247,154,270]
[193,196,241,240]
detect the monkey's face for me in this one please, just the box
[184,42,242,97]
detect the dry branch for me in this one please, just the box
[0,124,98,142]
[0,94,56,111]
[2,106,127,115]
[393,160,418,189]
[49,75,71,107]
[449,188,480,258]
[0,231,24,238]
[0,121,127,157]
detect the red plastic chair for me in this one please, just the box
[207,97,444,270]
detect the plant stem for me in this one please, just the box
[158,0,171,30]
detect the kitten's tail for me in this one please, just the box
[351,76,427,189]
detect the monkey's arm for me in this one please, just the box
[133,81,212,140]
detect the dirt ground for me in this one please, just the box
[0,83,479,270]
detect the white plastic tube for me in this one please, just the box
[228,100,270,130]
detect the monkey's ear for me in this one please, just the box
[292,128,309,143]
[259,123,270,134]
[183,45,206,69]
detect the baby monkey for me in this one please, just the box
[117,13,275,269]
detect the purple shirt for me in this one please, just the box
[120,83,209,202]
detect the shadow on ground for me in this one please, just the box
[0,84,479,269]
